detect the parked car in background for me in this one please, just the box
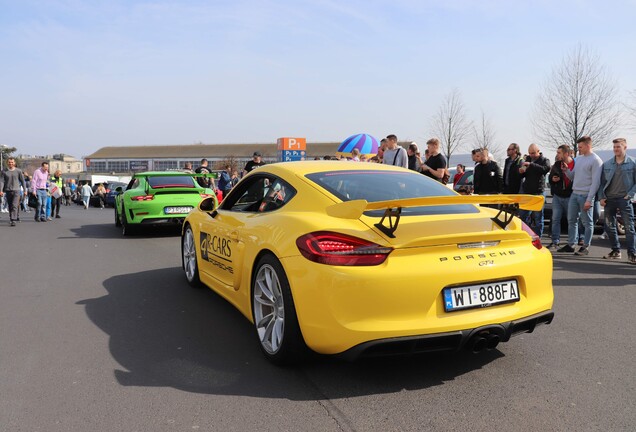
[446,167,472,190]
[104,182,127,207]
[453,170,474,195]
[115,171,216,236]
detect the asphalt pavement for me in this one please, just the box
[0,205,634,431]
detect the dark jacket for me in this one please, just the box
[549,160,573,198]
[520,154,550,195]
[503,155,524,194]
[474,160,503,194]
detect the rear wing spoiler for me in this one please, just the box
[131,172,216,178]
[326,194,545,238]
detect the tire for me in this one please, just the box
[121,206,136,236]
[182,225,203,288]
[115,207,122,227]
[252,254,306,365]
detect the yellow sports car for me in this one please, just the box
[181,161,554,364]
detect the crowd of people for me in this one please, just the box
[3,137,634,264]
[315,133,635,264]
[0,159,105,226]
[466,136,635,264]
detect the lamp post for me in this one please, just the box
[0,144,7,170]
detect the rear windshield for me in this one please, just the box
[147,176,197,189]
[305,170,478,216]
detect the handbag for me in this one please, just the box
[441,169,450,185]
[28,194,39,208]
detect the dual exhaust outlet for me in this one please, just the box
[467,331,502,353]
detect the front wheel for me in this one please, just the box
[182,225,202,288]
[252,254,306,365]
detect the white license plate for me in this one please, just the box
[164,206,193,214]
[443,279,520,312]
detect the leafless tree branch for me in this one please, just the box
[531,44,620,155]
[431,88,473,162]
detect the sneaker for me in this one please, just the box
[546,242,560,250]
[574,246,589,256]
[55,215,61,218]
[578,240,585,246]
[10,221,16,227]
[603,250,621,260]
[557,245,575,253]
[628,253,636,265]
[47,217,52,221]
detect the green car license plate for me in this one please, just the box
[164,206,193,214]
[443,279,520,312]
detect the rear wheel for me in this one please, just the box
[252,254,306,365]
[121,206,136,236]
[182,225,202,288]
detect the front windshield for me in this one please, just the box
[305,170,478,216]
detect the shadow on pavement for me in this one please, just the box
[77,267,504,399]
[62,223,181,239]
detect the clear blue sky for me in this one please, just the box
[1,0,635,158]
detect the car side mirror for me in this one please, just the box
[115,186,123,193]
[199,196,218,213]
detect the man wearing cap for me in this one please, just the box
[243,152,266,177]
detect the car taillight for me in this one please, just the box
[131,195,154,201]
[521,222,542,250]
[296,231,393,266]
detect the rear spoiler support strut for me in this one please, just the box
[374,208,401,238]
[491,204,519,230]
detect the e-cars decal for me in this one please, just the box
[200,232,234,274]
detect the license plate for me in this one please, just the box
[164,206,193,214]
[443,279,520,312]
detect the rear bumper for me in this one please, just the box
[338,310,554,360]
[137,217,186,225]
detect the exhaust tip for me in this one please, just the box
[471,337,487,353]
[486,334,501,350]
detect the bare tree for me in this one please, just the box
[473,111,505,162]
[431,88,472,163]
[532,45,620,155]
[627,89,636,131]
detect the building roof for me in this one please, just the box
[84,141,417,159]
[85,143,342,159]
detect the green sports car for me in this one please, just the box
[114,171,216,235]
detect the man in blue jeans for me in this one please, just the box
[30,161,49,222]
[547,145,574,249]
[558,136,603,256]
[599,138,636,264]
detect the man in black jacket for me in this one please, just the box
[473,148,503,196]
[519,143,551,237]
[547,144,574,249]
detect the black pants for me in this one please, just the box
[51,196,62,217]
[6,190,21,221]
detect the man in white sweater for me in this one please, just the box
[557,136,603,256]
